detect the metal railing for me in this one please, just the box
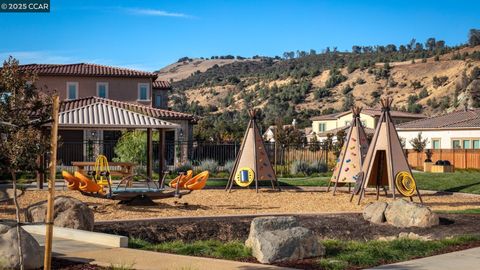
[54,140,330,174]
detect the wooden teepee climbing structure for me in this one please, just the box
[351,97,423,204]
[328,106,369,195]
[226,109,280,192]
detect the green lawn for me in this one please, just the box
[129,235,480,270]
[129,238,251,261]
[414,171,480,194]
[319,235,480,270]
[205,171,480,194]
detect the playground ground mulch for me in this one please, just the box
[1,188,479,222]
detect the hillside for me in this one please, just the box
[156,58,252,82]
[159,42,480,141]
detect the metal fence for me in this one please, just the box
[55,140,330,174]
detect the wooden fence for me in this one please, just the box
[406,149,480,170]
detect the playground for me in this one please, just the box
[3,185,480,222]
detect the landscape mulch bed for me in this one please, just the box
[2,189,480,222]
[95,213,480,243]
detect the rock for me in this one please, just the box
[384,199,439,228]
[245,216,325,263]
[0,188,23,203]
[363,202,388,224]
[398,232,432,241]
[0,222,43,269]
[25,196,94,231]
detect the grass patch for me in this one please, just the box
[437,208,480,214]
[130,235,480,269]
[414,171,480,194]
[318,235,480,270]
[129,238,252,260]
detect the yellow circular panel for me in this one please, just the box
[235,167,255,187]
[395,171,416,197]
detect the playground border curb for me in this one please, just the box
[23,224,128,247]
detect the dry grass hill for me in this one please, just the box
[162,46,480,119]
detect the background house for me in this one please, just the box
[310,108,424,142]
[397,108,480,150]
[18,63,197,166]
[19,63,196,144]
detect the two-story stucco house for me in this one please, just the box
[18,63,196,165]
[309,108,424,142]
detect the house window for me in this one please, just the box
[432,139,441,149]
[96,82,108,98]
[138,83,150,101]
[155,94,162,107]
[318,123,326,132]
[473,140,480,149]
[452,140,461,149]
[66,82,78,100]
[463,140,471,149]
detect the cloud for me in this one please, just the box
[123,8,192,18]
[0,51,110,65]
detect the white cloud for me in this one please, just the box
[0,51,110,65]
[123,8,192,18]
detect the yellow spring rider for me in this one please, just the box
[62,155,112,195]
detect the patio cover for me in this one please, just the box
[58,101,179,129]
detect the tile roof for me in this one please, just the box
[17,63,158,78]
[310,108,424,121]
[59,102,179,129]
[152,80,171,89]
[61,96,197,122]
[316,125,375,137]
[397,109,480,129]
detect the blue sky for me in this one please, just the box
[0,0,479,71]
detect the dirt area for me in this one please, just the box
[1,189,480,222]
[95,213,480,243]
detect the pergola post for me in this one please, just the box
[158,128,165,181]
[146,128,153,179]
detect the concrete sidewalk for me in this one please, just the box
[32,233,292,270]
[370,247,480,270]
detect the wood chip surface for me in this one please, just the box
[1,189,479,221]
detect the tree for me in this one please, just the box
[342,93,354,111]
[468,29,480,47]
[425,37,436,51]
[308,134,321,152]
[409,132,428,153]
[0,57,51,270]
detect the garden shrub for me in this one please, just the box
[198,159,219,173]
[290,160,327,176]
[175,161,193,173]
[223,160,235,174]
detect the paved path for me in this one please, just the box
[32,233,292,270]
[370,247,480,270]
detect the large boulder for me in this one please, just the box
[25,196,94,231]
[245,216,325,264]
[384,199,439,228]
[0,222,43,269]
[363,202,388,224]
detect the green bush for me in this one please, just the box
[113,131,147,165]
